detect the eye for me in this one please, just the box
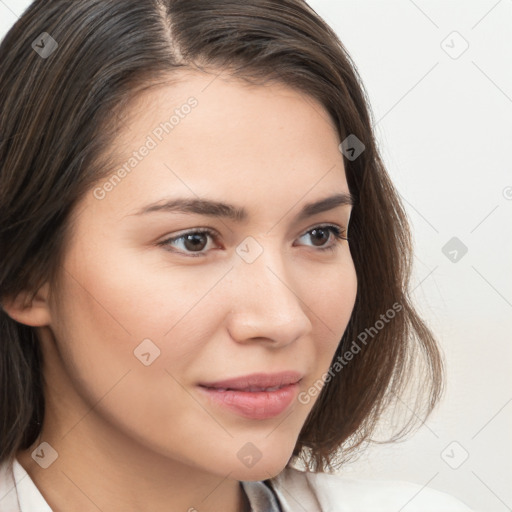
[158,228,218,257]
[296,224,348,253]
[157,224,348,257]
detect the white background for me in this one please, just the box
[1,1,511,511]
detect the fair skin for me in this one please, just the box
[5,70,357,512]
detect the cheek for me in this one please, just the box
[48,264,222,458]
[49,243,230,403]
[326,263,357,323]
[58,237,217,342]
[306,259,358,374]
[308,256,357,332]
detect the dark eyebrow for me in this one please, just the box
[129,192,354,222]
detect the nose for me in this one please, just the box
[224,242,313,348]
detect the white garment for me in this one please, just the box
[0,457,474,511]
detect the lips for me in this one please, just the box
[197,371,303,420]
[210,385,282,392]
[198,371,303,392]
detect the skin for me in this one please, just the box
[6,69,357,512]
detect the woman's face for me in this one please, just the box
[36,70,357,481]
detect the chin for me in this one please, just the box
[227,452,292,482]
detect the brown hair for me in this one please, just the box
[0,0,443,472]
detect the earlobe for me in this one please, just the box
[1,282,52,327]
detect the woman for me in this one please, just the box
[0,1,473,510]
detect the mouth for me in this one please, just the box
[198,371,303,392]
[202,385,286,392]
[197,371,303,420]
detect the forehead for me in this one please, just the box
[114,68,341,160]
[79,70,349,224]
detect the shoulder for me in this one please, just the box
[0,456,19,511]
[269,466,475,512]
[0,457,53,512]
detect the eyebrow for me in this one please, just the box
[129,192,354,223]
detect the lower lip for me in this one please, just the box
[197,383,299,420]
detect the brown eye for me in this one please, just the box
[296,225,347,252]
[181,233,209,252]
[159,229,218,257]
[309,227,331,247]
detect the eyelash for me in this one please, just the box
[157,224,349,258]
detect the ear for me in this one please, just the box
[1,282,52,327]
